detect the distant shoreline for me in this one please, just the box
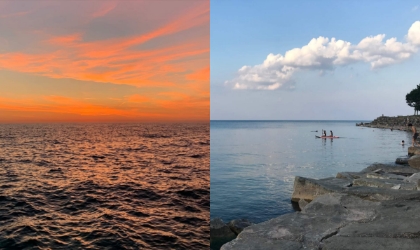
[358,115,420,131]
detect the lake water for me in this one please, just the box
[210,120,410,224]
[0,123,209,249]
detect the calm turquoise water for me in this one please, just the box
[210,120,410,223]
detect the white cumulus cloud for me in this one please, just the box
[227,21,420,90]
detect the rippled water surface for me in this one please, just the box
[0,123,209,249]
[211,120,410,224]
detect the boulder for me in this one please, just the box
[291,176,351,202]
[210,218,236,250]
[396,156,410,165]
[228,219,253,235]
[408,146,420,156]
[408,155,420,169]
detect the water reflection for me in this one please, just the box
[0,123,209,249]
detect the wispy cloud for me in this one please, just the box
[412,5,418,11]
[0,2,209,88]
[91,1,118,18]
[0,1,209,122]
[227,21,420,90]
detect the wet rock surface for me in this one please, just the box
[211,218,252,250]
[228,219,254,235]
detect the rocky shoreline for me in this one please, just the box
[215,115,420,250]
[219,147,420,249]
[210,116,420,250]
[357,115,420,130]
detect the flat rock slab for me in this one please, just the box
[367,171,409,180]
[353,177,416,190]
[336,199,420,237]
[336,171,365,180]
[404,172,420,183]
[223,194,420,250]
[291,176,351,202]
[323,237,420,250]
[322,199,420,249]
[343,185,420,201]
[292,175,419,203]
[222,194,379,250]
[362,163,419,175]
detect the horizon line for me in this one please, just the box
[210,119,373,121]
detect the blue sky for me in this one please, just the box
[211,0,420,120]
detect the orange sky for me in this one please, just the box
[0,1,209,123]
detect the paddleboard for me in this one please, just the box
[315,135,340,138]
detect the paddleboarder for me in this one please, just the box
[330,130,333,137]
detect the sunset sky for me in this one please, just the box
[0,0,209,123]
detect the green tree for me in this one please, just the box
[406,84,420,115]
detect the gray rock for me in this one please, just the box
[352,177,416,190]
[343,185,419,201]
[223,193,420,250]
[323,237,420,250]
[403,172,420,183]
[211,218,236,250]
[365,172,405,180]
[361,163,419,175]
[292,174,419,203]
[298,199,309,210]
[396,156,409,165]
[323,199,420,249]
[222,194,379,250]
[336,171,364,180]
[228,219,253,235]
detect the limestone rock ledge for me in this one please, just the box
[222,162,420,250]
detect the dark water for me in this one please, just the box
[211,120,410,224]
[0,123,209,249]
